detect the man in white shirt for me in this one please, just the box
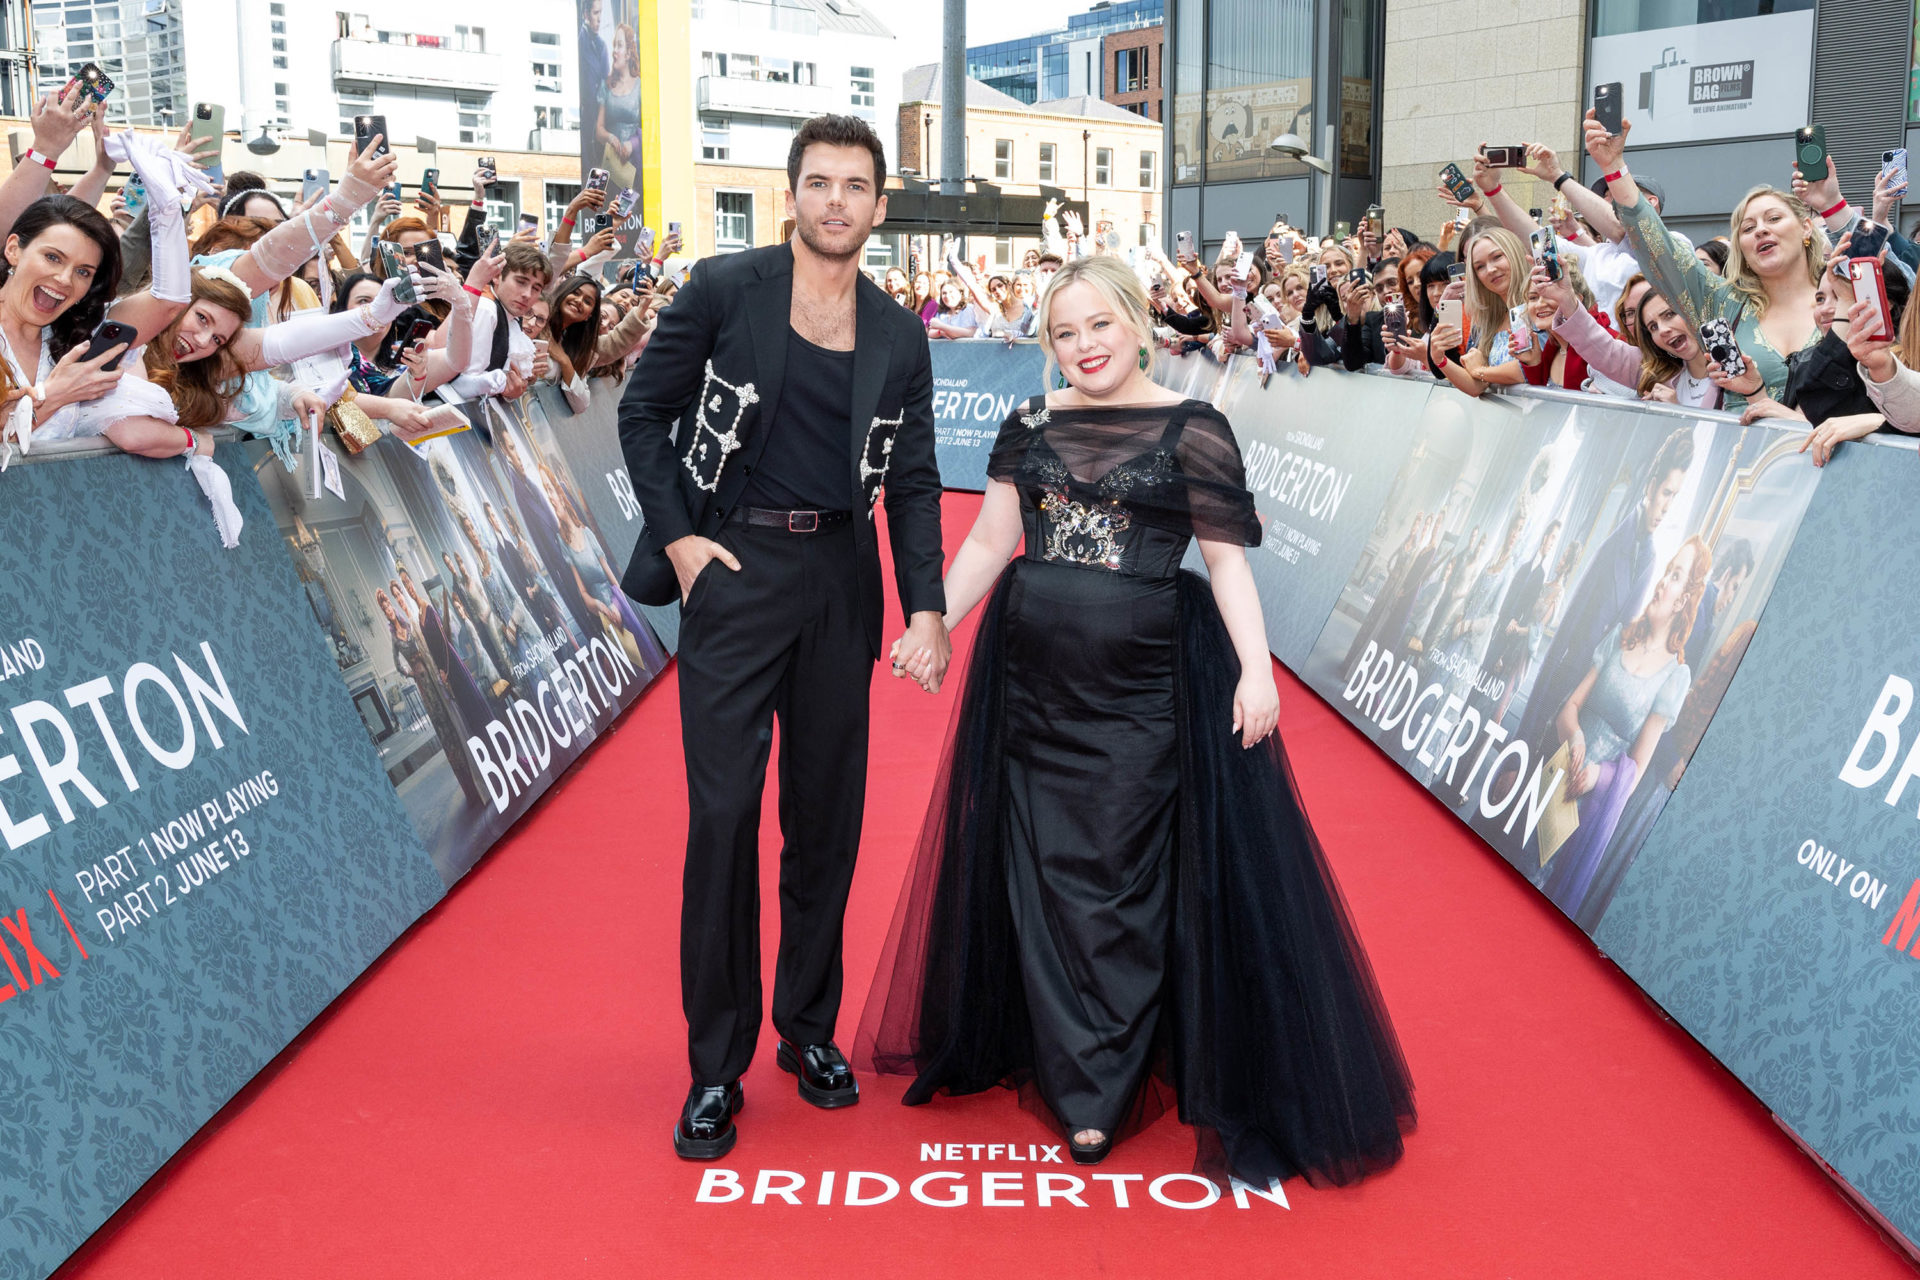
[453,239,551,400]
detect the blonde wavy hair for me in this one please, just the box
[1035,254,1156,386]
[1723,186,1827,317]
[1462,226,1532,358]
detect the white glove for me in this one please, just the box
[107,131,214,304]
[258,278,412,365]
[185,453,244,549]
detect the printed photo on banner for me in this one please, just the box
[1302,396,1822,935]
[250,403,666,884]
[579,0,643,200]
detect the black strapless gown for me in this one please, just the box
[858,397,1414,1185]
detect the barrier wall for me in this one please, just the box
[2,382,672,1279]
[925,341,1920,1254]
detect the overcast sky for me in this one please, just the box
[880,0,1090,69]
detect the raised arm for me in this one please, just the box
[232,134,396,300]
[0,84,91,241]
[102,129,219,344]
[1587,114,1729,337]
[227,277,411,371]
[1519,141,1625,243]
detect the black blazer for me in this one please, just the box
[616,242,946,657]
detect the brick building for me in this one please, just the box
[1104,25,1163,122]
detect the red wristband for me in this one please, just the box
[463,284,484,296]
[25,149,55,170]
[560,215,576,229]
[1604,169,1624,184]
[471,199,485,210]
[1819,198,1847,220]
[1483,184,1502,198]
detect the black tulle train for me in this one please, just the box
[856,569,1415,1186]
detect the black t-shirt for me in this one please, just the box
[738,329,855,510]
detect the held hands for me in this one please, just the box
[346,134,400,193]
[1522,142,1564,186]
[1231,668,1279,750]
[1845,297,1898,377]
[888,611,952,694]
[1704,356,1763,398]
[1873,165,1906,223]
[41,340,128,415]
[1791,156,1842,220]
[31,82,92,160]
[568,187,608,219]
[1800,411,1882,467]
[665,535,742,605]
[467,244,506,292]
[1529,262,1576,319]
[582,226,619,258]
[1582,110,1628,174]
[412,261,463,306]
[501,367,529,399]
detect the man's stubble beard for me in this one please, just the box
[795,211,870,264]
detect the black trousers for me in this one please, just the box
[676,519,871,1085]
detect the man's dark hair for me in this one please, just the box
[1036,251,1065,268]
[1715,536,1755,581]
[1647,426,1696,493]
[787,114,887,193]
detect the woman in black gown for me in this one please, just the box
[862,257,1415,1182]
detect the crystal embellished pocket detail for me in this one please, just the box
[1039,491,1129,571]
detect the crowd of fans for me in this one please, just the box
[0,82,679,543]
[900,109,1918,470]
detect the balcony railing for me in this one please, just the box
[697,75,837,118]
[333,38,502,93]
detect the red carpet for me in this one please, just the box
[58,493,1914,1278]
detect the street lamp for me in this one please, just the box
[1270,123,1337,238]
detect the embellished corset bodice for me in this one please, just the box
[988,395,1263,581]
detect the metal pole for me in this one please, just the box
[1320,121,1336,239]
[940,0,966,196]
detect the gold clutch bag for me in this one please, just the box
[327,386,381,454]
[1534,739,1582,868]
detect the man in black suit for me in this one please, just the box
[617,114,951,1159]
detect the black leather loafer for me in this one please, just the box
[673,1080,744,1160]
[776,1040,860,1109]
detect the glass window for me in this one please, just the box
[1203,0,1315,183]
[545,182,579,234]
[1038,141,1055,182]
[993,235,1012,267]
[1171,0,1203,183]
[1139,149,1155,188]
[531,30,558,45]
[1339,0,1374,178]
[994,138,1012,180]
[1095,147,1111,185]
[1116,46,1146,92]
[715,191,753,250]
[702,115,730,161]
[1592,0,1811,37]
[850,65,875,110]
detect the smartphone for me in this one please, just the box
[1382,299,1408,342]
[71,63,114,105]
[1884,148,1910,198]
[1278,235,1295,264]
[478,227,500,260]
[1529,206,1544,223]
[1437,294,1464,336]
[1699,317,1745,379]
[1851,218,1890,262]
[82,319,137,372]
[586,167,610,193]
[1333,220,1351,239]
[413,238,446,274]
[1453,206,1472,229]
[1851,259,1893,341]
[1310,264,1329,288]
[384,181,403,204]
[122,174,147,217]
[1175,229,1194,257]
[353,114,390,159]
[301,167,328,205]
[421,167,440,196]
[1440,163,1476,204]
[668,220,682,236]
[636,226,656,258]
[1221,229,1243,261]
[374,241,419,304]
[518,212,539,236]
[1483,145,1528,168]
[1531,228,1562,281]
[608,187,638,222]
[377,317,436,369]
[1593,82,1623,136]
[1795,124,1827,182]
[1234,250,1255,279]
[189,103,225,183]
[1508,304,1534,354]
[1347,267,1369,287]
[1250,294,1280,324]
[478,155,497,186]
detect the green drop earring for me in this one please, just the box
[1055,368,1069,389]
[1138,346,1149,371]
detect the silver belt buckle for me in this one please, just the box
[787,510,819,533]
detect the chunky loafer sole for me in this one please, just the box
[1068,1135,1112,1165]
[777,1041,860,1109]
[672,1084,743,1160]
